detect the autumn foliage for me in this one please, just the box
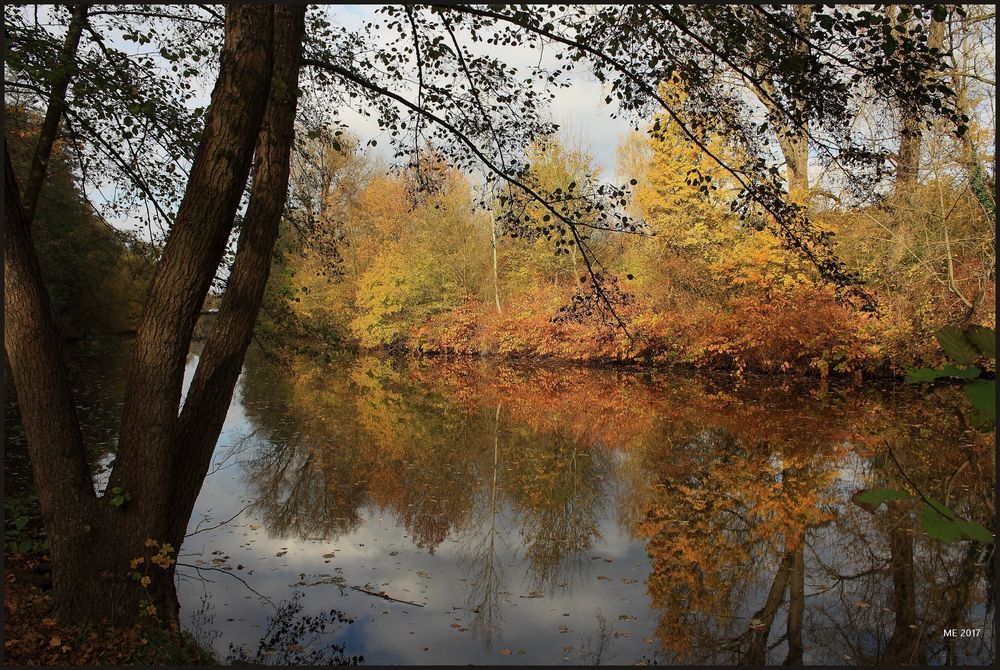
[260,117,993,377]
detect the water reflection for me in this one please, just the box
[11,338,990,663]
[224,350,993,664]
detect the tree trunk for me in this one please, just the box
[21,4,89,228]
[4,150,101,621]
[881,503,925,665]
[490,213,502,313]
[742,550,793,664]
[784,537,805,665]
[894,10,946,196]
[4,5,278,627]
[106,5,275,570]
[753,5,811,200]
[168,4,306,548]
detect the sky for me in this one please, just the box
[322,5,639,178]
[10,4,995,236]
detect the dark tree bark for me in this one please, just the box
[167,4,306,548]
[742,550,793,664]
[4,4,278,627]
[20,4,89,228]
[4,149,100,621]
[107,4,274,549]
[784,538,805,665]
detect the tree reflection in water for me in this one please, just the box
[234,349,995,663]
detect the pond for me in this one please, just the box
[19,339,1000,664]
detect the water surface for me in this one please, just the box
[17,339,997,664]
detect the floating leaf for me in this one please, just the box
[905,365,980,383]
[919,500,963,543]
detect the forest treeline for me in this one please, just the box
[259,108,994,377]
[5,107,155,338]
[7,85,995,378]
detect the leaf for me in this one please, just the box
[965,325,995,359]
[851,487,912,512]
[954,519,995,544]
[919,500,963,542]
[14,516,28,530]
[935,326,979,364]
[919,497,993,543]
[906,365,982,383]
[905,368,945,383]
[968,410,994,432]
[962,379,995,421]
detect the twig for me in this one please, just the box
[885,443,959,521]
[184,502,253,538]
[177,562,278,610]
[349,585,425,607]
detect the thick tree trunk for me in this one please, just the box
[106,5,275,578]
[4,150,101,621]
[784,537,805,665]
[167,5,306,548]
[742,551,792,664]
[21,4,88,228]
[3,5,277,627]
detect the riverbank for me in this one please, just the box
[260,284,992,379]
[3,553,215,665]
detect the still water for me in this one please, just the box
[72,341,1000,663]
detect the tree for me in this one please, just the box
[4,3,968,628]
[5,5,300,625]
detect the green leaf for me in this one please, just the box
[851,487,912,512]
[920,498,994,543]
[968,410,994,432]
[955,520,995,544]
[15,516,28,531]
[962,379,995,421]
[17,540,32,553]
[935,326,979,364]
[965,325,995,360]
[905,368,944,383]
[112,495,125,507]
[906,365,981,383]
[942,365,982,379]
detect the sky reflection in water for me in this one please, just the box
[162,348,996,665]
